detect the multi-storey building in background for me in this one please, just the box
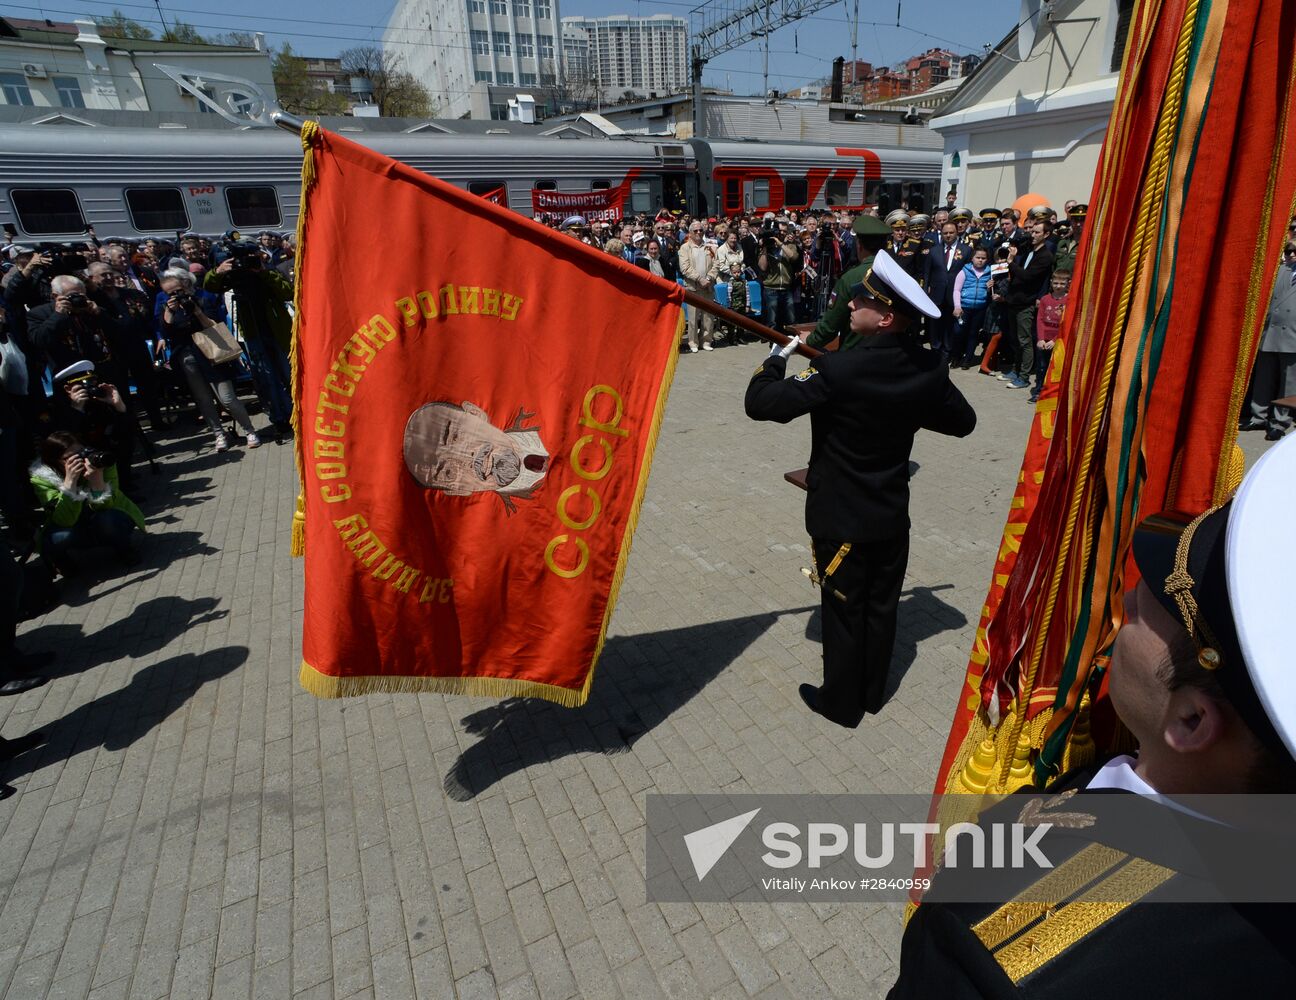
[559,14,687,102]
[384,0,564,120]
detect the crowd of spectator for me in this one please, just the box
[0,227,295,762]
[549,201,1086,403]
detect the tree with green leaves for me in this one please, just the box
[339,46,436,118]
[97,9,153,39]
[162,21,205,44]
[272,44,351,117]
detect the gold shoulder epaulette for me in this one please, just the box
[972,845,1175,983]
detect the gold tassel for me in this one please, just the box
[290,492,306,557]
[1004,729,1035,791]
[288,120,321,557]
[1062,689,1097,772]
[959,736,999,793]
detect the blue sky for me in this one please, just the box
[5,0,1021,91]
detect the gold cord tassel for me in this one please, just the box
[290,492,307,557]
[288,120,321,557]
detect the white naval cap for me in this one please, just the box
[1227,432,1296,760]
[849,249,941,320]
[1132,432,1296,761]
[53,359,95,384]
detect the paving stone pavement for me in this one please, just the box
[1,342,1279,1000]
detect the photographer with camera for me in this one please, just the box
[28,275,125,382]
[156,268,260,453]
[29,428,144,572]
[48,359,142,495]
[84,262,167,432]
[204,242,294,439]
[756,218,801,332]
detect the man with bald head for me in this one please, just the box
[403,401,550,515]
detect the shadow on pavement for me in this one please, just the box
[444,606,817,801]
[2,645,249,783]
[24,596,227,678]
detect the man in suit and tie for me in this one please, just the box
[925,221,974,364]
[1243,240,1296,440]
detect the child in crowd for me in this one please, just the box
[1030,269,1071,403]
[952,247,992,369]
[980,246,1014,377]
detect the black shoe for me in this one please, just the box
[0,675,48,696]
[0,731,46,761]
[798,683,821,714]
[1240,421,1266,432]
[1264,428,1286,441]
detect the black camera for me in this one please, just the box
[65,291,89,309]
[222,240,263,271]
[169,291,196,312]
[77,447,112,469]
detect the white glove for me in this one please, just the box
[769,334,801,359]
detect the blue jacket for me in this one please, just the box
[958,264,992,309]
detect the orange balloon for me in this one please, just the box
[1012,193,1050,216]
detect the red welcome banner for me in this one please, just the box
[290,125,684,705]
[531,177,633,224]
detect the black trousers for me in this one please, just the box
[813,533,909,726]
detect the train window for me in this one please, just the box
[468,181,507,196]
[753,177,770,208]
[125,188,189,232]
[724,178,741,212]
[225,186,281,227]
[783,178,808,208]
[591,179,611,190]
[824,179,851,206]
[533,180,557,191]
[10,189,84,235]
[630,179,652,213]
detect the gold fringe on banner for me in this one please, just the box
[288,120,321,558]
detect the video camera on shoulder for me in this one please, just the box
[224,240,264,271]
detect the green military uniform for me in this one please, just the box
[805,215,891,351]
[806,258,873,351]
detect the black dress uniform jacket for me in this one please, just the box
[889,762,1296,999]
[744,333,976,541]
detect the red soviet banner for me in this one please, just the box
[290,125,684,705]
[478,185,508,207]
[531,175,634,224]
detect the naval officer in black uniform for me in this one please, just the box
[890,433,1296,998]
[745,251,977,727]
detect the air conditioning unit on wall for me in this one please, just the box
[22,62,48,79]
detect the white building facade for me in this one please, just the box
[384,0,564,120]
[0,16,275,117]
[559,14,687,102]
[930,0,1134,210]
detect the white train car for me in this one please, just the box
[0,124,943,242]
[0,125,698,240]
